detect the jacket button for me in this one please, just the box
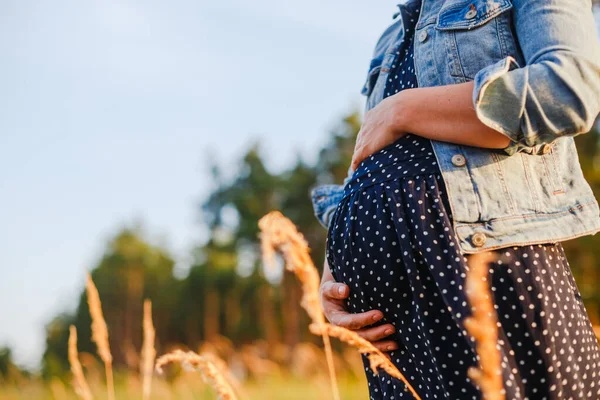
[471,232,486,247]
[542,143,553,154]
[451,154,466,167]
[418,30,428,43]
[465,7,477,19]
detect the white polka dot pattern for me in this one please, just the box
[329,0,600,398]
[326,172,600,399]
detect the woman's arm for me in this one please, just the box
[351,0,600,172]
[350,81,511,171]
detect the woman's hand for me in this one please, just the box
[350,95,405,172]
[320,259,399,356]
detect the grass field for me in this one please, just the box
[0,374,369,400]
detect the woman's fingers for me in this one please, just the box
[320,281,349,300]
[328,309,383,330]
[354,323,396,343]
[319,270,399,351]
[351,144,365,172]
[371,339,399,354]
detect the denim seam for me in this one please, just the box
[491,152,516,215]
[454,199,599,226]
[540,152,564,195]
[445,28,464,78]
[519,154,542,213]
[496,10,510,59]
[461,145,483,221]
[457,225,600,254]
[548,145,566,194]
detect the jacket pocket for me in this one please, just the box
[436,0,512,30]
[435,0,516,80]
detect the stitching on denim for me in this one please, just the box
[549,143,566,194]
[458,225,600,254]
[491,152,516,215]
[461,145,483,221]
[495,9,510,59]
[540,151,564,195]
[515,154,540,210]
[446,25,464,78]
[436,1,512,31]
[454,199,598,226]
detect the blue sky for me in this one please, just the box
[0,0,395,368]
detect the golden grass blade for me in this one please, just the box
[464,252,504,400]
[85,272,115,400]
[258,211,323,323]
[155,349,238,400]
[258,211,340,400]
[49,377,69,400]
[140,299,156,400]
[593,325,600,341]
[68,325,94,400]
[309,323,422,400]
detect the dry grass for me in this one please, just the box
[155,349,239,400]
[258,211,326,324]
[464,252,504,400]
[85,272,115,400]
[140,299,156,400]
[309,323,422,400]
[258,210,340,400]
[68,325,94,400]
[54,211,588,400]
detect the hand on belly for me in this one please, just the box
[320,259,398,356]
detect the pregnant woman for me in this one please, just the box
[310,0,600,399]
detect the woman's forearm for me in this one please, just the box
[350,80,514,171]
[393,80,512,149]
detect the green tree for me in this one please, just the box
[42,227,180,378]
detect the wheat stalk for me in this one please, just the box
[68,325,94,400]
[85,272,115,400]
[309,323,422,400]
[140,299,156,400]
[464,252,504,400]
[155,349,238,400]
[258,210,341,400]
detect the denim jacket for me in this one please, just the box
[310,0,600,253]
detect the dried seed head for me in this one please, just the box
[155,349,238,400]
[309,323,421,400]
[464,252,504,400]
[68,325,94,400]
[85,272,112,364]
[140,299,156,400]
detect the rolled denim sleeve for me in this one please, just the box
[310,165,354,229]
[472,0,600,156]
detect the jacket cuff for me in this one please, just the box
[310,184,345,229]
[472,56,533,156]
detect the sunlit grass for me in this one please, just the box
[0,374,368,400]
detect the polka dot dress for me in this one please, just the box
[325,1,600,399]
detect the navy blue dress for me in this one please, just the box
[325,1,600,399]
